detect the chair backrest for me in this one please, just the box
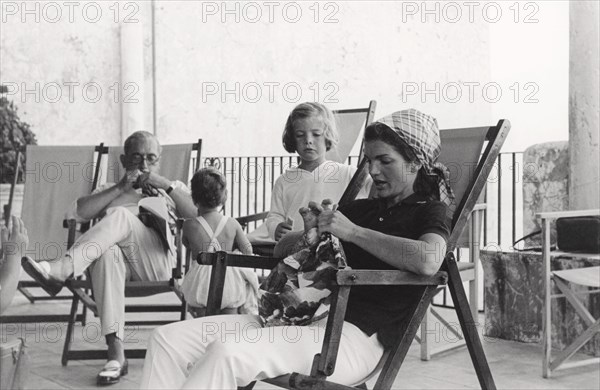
[438,127,487,248]
[103,142,200,185]
[21,145,100,255]
[364,120,510,389]
[441,120,510,251]
[326,100,377,164]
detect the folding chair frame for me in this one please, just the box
[61,140,202,364]
[201,120,510,389]
[1,144,106,324]
[539,209,600,378]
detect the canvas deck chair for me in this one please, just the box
[1,144,104,324]
[242,101,377,257]
[417,126,489,360]
[539,209,600,378]
[200,119,510,390]
[61,141,201,364]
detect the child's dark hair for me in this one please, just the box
[364,122,440,200]
[282,102,339,153]
[191,167,228,208]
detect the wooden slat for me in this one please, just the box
[445,255,496,389]
[289,373,354,390]
[0,314,84,324]
[65,348,147,361]
[236,211,269,227]
[550,320,600,371]
[199,251,281,270]
[336,270,447,286]
[374,285,440,390]
[206,252,228,316]
[316,287,351,377]
[553,277,597,326]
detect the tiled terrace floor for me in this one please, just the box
[1,291,599,390]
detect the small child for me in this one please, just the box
[249,102,371,243]
[180,168,258,316]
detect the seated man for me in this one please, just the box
[22,131,197,385]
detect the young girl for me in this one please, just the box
[250,102,371,243]
[180,167,258,316]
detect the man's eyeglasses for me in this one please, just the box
[128,153,161,166]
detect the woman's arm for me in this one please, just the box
[0,217,29,314]
[318,209,447,276]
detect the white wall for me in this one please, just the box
[154,0,491,156]
[1,1,570,157]
[490,0,569,152]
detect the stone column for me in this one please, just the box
[120,7,145,142]
[569,1,600,210]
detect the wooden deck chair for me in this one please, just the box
[200,119,510,390]
[539,209,600,378]
[417,127,489,360]
[1,144,104,324]
[241,101,377,257]
[61,141,201,364]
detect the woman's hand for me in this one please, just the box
[315,202,359,241]
[1,216,29,262]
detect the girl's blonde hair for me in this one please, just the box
[282,102,339,153]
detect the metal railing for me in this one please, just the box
[200,152,525,311]
[199,152,524,249]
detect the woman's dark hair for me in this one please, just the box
[191,167,228,208]
[364,123,440,200]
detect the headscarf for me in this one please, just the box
[375,109,455,218]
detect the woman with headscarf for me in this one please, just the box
[139,109,454,389]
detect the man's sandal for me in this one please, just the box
[97,359,128,386]
[21,256,63,296]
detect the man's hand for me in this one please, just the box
[118,169,143,192]
[139,171,171,192]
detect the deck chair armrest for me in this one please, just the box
[336,270,448,286]
[236,211,269,230]
[198,251,281,269]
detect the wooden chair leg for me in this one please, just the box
[62,294,80,366]
[446,255,496,390]
[469,210,482,320]
[420,308,432,361]
[374,286,440,390]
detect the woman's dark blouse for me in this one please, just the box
[338,194,450,348]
